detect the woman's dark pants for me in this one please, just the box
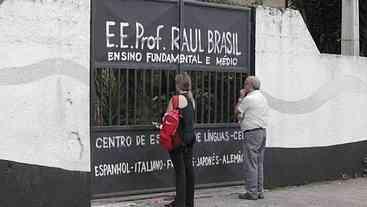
[169,146,195,207]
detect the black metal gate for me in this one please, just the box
[91,0,255,197]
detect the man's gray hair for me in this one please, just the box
[247,76,261,90]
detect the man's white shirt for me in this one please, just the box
[237,90,269,131]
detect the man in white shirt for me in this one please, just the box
[235,76,269,200]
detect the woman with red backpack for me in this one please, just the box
[165,72,196,207]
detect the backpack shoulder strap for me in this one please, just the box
[172,95,179,110]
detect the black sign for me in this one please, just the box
[92,126,246,195]
[94,0,252,71]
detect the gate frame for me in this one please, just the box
[90,0,256,198]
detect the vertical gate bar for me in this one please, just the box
[227,72,231,122]
[194,71,198,122]
[151,70,154,99]
[214,70,218,123]
[235,72,237,96]
[105,68,108,126]
[142,69,146,123]
[234,72,237,118]
[95,68,99,126]
[150,70,154,120]
[100,68,104,126]
[166,70,170,105]
[221,71,224,123]
[100,68,108,126]
[208,71,211,123]
[201,71,205,123]
[159,70,162,114]
[94,68,98,126]
[126,69,129,125]
[108,69,112,125]
[118,69,121,125]
[134,69,137,124]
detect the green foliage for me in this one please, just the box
[94,69,177,126]
[288,0,341,54]
[94,69,247,127]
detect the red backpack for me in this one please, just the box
[159,95,182,151]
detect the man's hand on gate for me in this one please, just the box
[240,89,247,98]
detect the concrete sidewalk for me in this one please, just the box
[92,177,367,207]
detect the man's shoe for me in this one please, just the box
[238,193,258,200]
[258,193,264,199]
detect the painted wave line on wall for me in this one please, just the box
[0,58,88,86]
[0,58,90,171]
[263,76,367,114]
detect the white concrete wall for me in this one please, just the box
[256,7,367,148]
[0,0,90,172]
